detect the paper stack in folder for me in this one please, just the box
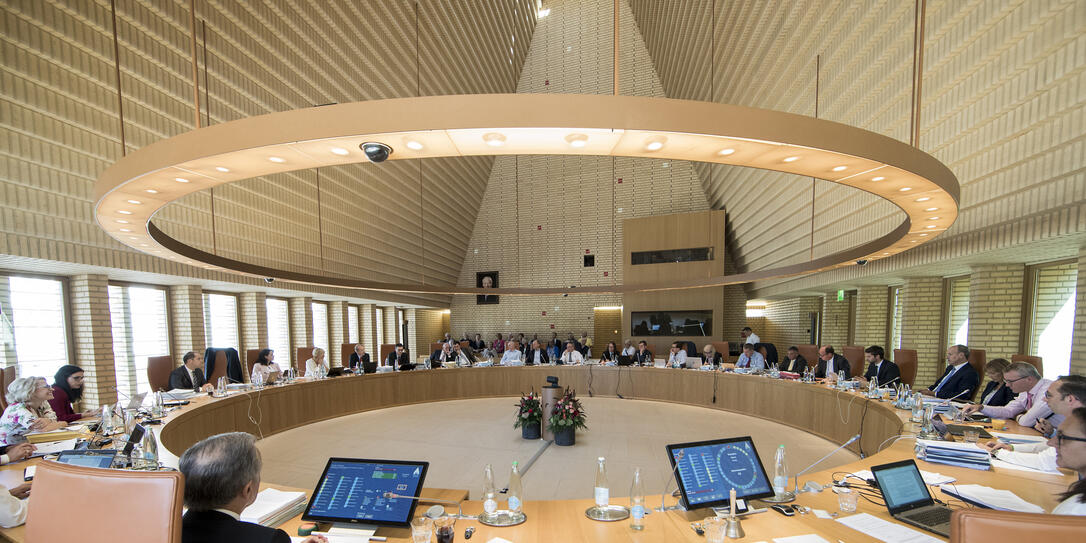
[916,439,990,470]
[241,488,308,527]
[940,484,1044,513]
[165,389,201,400]
[25,428,86,444]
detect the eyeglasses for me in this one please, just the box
[1004,375,1029,384]
[1044,390,1067,401]
[1054,430,1086,448]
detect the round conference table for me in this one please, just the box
[2,366,1077,542]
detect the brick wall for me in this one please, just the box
[821,293,852,348]
[967,265,1025,361]
[760,297,822,348]
[900,277,945,386]
[69,275,116,409]
[238,292,268,356]
[168,285,205,368]
[1073,248,1086,375]
[288,297,313,370]
[853,286,889,348]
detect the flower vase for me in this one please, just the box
[553,426,575,446]
[521,420,541,440]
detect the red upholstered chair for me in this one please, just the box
[893,349,918,387]
[842,346,864,378]
[0,367,8,411]
[146,355,174,391]
[340,343,355,368]
[245,349,262,382]
[379,343,396,365]
[206,350,227,384]
[796,344,819,368]
[296,346,315,374]
[967,348,986,400]
[949,509,1085,543]
[1010,354,1042,376]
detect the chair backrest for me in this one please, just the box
[206,350,228,384]
[796,344,819,368]
[27,459,184,543]
[950,508,1085,543]
[296,346,315,373]
[245,349,262,382]
[459,341,470,350]
[430,342,444,355]
[893,349,918,387]
[340,343,355,368]
[682,341,698,357]
[967,348,986,400]
[0,367,8,411]
[1010,354,1043,376]
[757,345,768,361]
[711,341,730,363]
[146,355,174,391]
[842,346,864,378]
[380,343,396,364]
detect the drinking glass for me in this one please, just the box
[433,515,455,543]
[962,428,980,443]
[411,516,433,543]
[703,517,727,543]
[837,487,858,513]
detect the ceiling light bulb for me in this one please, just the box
[871,176,885,181]
[644,136,667,151]
[483,132,506,147]
[832,165,847,171]
[915,197,931,202]
[268,157,286,163]
[115,219,129,224]
[565,133,588,148]
[783,156,800,162]
[405,140,424,150]
[919,233,929,236]
[126,199,142,205]
[144,189,159,194]
[718,148,735,156]
[925,225,937,229]
[117,210,133,215]
[924,207,939,212]
[175,177,190,183]
[330,147,350,156]
[927,216,940,221]
[119,228,131,232]
[882,252,890,255]
[215,166,230,172]
[899,187,912,192]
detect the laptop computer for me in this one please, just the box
[56,449,118,469]
[870,459,952,537]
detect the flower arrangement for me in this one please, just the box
[547,388,587,433]
[513,390,542,429]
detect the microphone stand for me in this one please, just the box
[383,492,474,520]
[656,450,685,512]
[780,434,861,499]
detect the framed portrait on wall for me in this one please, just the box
[477,271,499,304]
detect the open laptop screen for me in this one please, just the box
[872,460,933,514]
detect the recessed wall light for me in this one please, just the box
[915,197,931,202]
[215,166,230,172]
[268,157,285,163]
[645,137,666,151]
[483,132,506,147]
[144,189,159,194]
[139,243,149,247]
[783,156,800,162]
[919,233,929,236]
[871,176,885,181]
[899,187,912,192]
[175,177,190,183]
[117,210,133,215]
[126,199,142,205]
[330,147,350,155]
[405,140,424,150]
[832,165,847,171]
[565,133,588,148]
[718,148,735,156]
[882,252,890,255]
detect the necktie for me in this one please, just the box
[1025,392,1033,410]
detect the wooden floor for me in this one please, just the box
[256,396,858,500]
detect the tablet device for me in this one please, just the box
[666,436,774,510]
[55,449,118,469]
[301,458,429,527]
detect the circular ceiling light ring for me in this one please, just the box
[95,94,959,296]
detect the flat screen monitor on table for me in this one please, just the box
[302,458,429,527]
[666,436,774,511]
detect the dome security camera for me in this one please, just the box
[263,277,275,283]
[360,142,392,163]
[856,259,869,266]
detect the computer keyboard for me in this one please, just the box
[905,507,952,525]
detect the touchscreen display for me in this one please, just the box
[667,437,774,508]
[304,459,428,526]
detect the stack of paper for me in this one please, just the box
[916,439,990,470]
[940,484,1044,513]
[25,428,85,444]
[164,389,201,400]
[837,513,943,543]
[850,469,956,486]
[29,438,79,456]
[990,431,1047,445]
[241,488,307,527]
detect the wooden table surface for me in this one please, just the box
[0,366,1075,542]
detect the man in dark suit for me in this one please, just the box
[169,351,213,391]
[180,432,324,543]
[525,340,549,366]
[780,346,808,373]
[348,344,373,373]
[919,344,980,400]
[634,341,654,366]
[856,345,900,387]
[386,343,413,371]
[428,343,454,368]
[814,345,851,379]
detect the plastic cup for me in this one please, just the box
[837,487,859,513]
[411,517,433,543]
[703,517,727,543]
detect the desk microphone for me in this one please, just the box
[879,376,900,387]
[938,388,970,406]
[787,434,861,497]
[656,449,685,512]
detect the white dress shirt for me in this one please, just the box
[981,378,1057,428]
[1052,495,1086,515]
[251,362,281,383]
[737,351,766,370]
[621,346,636,356]
[668,350,687,368]
[560,350,584,365]
[742,333,760,346]
[993,442,1060,473]
[532,350,542,365]
[304,358,328,378]
[0,485,27,528]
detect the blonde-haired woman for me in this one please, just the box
[305,347,329,378]
[0,377,67,445]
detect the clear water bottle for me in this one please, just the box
[911,392,925,422]
[482,464,498,515]
[837,370,848,390]
[629,467,645,530]
[151,391,164,418]
[772,445,789,499]
[507,461,523,513]
[594,457,609,507]
[140,428,159,466]
[868,376,879,398]
[101,404,114,434]
[253,369,264,387]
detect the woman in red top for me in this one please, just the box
[48,365,95,423]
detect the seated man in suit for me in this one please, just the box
[386,343,414,371]
[451,342,475,367]
[558,341,584,365]
[348,344,373,373]
[814,345,850,379]
[701,345,724,367]
[917,344,979,400]
[179,432,325,543]
[428,343,455,369]
[667,342,687,368]
[633,341,653,366]
[982,376,1086,471]
[169,351,215,391]
[962,361,1059,428]
[736,343,766,371]
[779,346,808,373]
[525,340,549,366]
[855,345,900,387]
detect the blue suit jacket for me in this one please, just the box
[930,363,980,400]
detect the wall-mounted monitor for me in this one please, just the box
[631,310,712,336]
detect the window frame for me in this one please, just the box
[107,280,172,396]
[202,290,241,352]
[2,271,75,373]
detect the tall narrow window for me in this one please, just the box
[312,302,329,355]
[945,276,970,347]
[6,276,69,378]
[108,285,169,396]
[203,293,239,352]
[347,306,359,344]
[397,308,405,344]
[888,286,903,351]
[266,298,291,367]
[375,308,385,348]
[1028,262,1077,379]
